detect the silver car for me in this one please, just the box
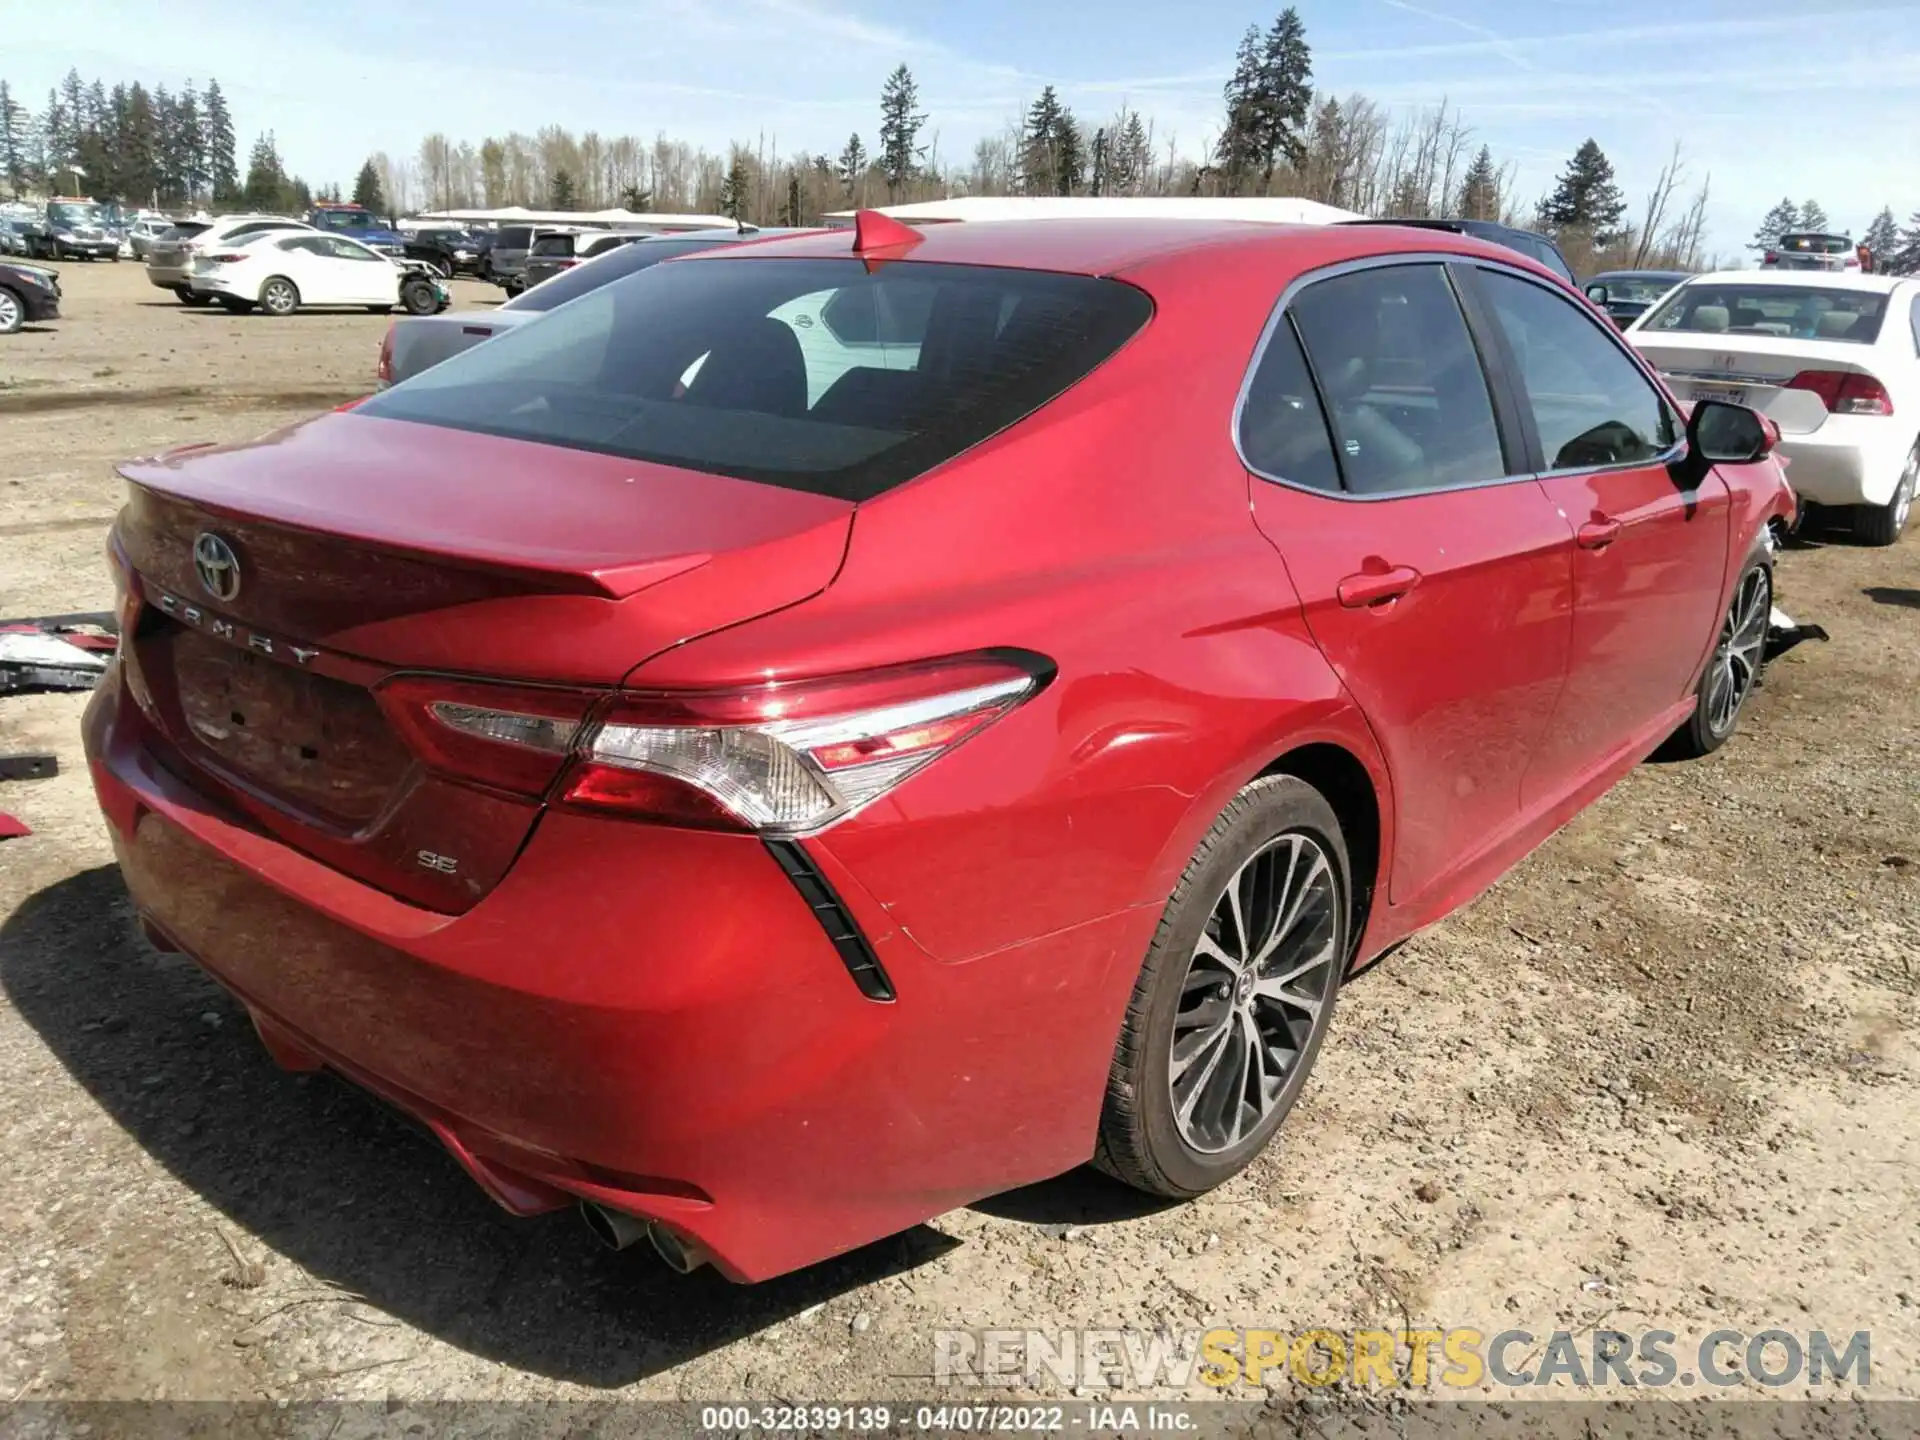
[146,217,304,304]
[380,228,798,386]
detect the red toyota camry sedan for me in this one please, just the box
[84,215,1794,1281]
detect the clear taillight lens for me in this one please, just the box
[567,657,1048,833]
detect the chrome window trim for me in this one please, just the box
[1230,251,1536,504]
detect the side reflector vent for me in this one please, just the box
[764,839,894,1002]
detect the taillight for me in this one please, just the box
[1763,250,1778,265]
[376,676,597,797]
[205,252,247,264]
[567,653,1049,833]
[376,323,395,385]
[375,654,1050,833]
[1785,370,1894,416]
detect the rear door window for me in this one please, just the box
[363,257,1152,501]
[1285,263,1508,494]
[531,233,577,258]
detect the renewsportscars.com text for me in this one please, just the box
[933,1327,1871,1391]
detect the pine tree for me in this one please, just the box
[1118,110,1150,195]
[1539,138,1626,242]
[1887,212,1920,278]
[120,83,160,206]
[202,79,238,202]
[783,171,802,227]
[1797,199,1829,233]
[1020,86,1081,196]
[42,89,68,183]
[1750,199,1799,254]
[1861,207,1899,270]
[1087,127,1110,197]
[836,132,867,201]
[0,82,27,199]
[171,82,205,203]
[242,132,289,212]
[719,155,749,220]
[1459,145,1499,221]
[1215,25,1264,191]
[548,167,577,209]
[352,158,387,213]
[1257,6,1313,179]
[877,64,926,202]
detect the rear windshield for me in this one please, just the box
[1641,284,1888,344]
[362,256,1152,501]
[1779,233,1851,255]
[161,222,209,241]
[496,226,534,249]
[531,233,578,257]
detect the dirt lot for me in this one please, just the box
[0,259,1916,1410]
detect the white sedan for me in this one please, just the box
[188,232,445,318]
[1626,270,1920,544]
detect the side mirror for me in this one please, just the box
[1688,399,1777,464]
[1585,283,1610,305]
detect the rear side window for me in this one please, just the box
[1238,320,1342,493]
[531,233,577,257]
[1475,269,1676,471]
[1286,264,1507,495]
[1529,240,1576,285]
[497,226,533,249]
[364,257,1152,501]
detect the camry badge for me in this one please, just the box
[193,533,241,602]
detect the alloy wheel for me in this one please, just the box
[1168,832,1340,1155]
[262,281,297,316]
[1702,566,1770,736]
[0,290,20,333]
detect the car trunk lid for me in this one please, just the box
[1633,336,1885,434]
[113,412,852,911]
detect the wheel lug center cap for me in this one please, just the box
[1234,971,1255,1006]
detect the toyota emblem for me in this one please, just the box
[193,532,242,602]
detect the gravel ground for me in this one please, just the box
[0,260,1915,1411]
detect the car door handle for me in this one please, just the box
[1336,566,1422,608]
[1577,517,1624,550]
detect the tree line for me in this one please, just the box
[6,12,1919,276]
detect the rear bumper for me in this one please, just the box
[1777,421,1911,507]
[147,264,189,290]
[82,670,1140,1280]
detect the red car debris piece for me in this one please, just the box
[83,215,1795,1281]
[0,811,28,840]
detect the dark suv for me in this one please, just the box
[404,228,488,278]
[1341,218,1577,286]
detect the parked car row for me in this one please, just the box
[141,212,448,316]
[0,256,61,333]
[88,209,1824,1288]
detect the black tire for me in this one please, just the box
[217,296,254,314]
[399,277,438,316]
[259,276,299,317]
[0,286,24,335]
[176,287,212,307]
[1854,439,1917,548]
[1668,553,1771,759]
[367,305,393,315]
[1094,774,1349,1198]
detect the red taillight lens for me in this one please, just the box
[374,654,1049,832]
[376,676,598,797]
[376,323,395,385]
[1763,250,1778,264]
[206,252,248,264]
[1785,369,1894,416]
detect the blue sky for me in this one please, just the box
[10,0,1919,253]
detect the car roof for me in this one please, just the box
[680,216,1532,282]
[1682,269,1904,293]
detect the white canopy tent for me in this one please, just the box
[410,206,736,231]
[821,196,1363,227]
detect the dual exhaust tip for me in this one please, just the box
[578,1202,708,1274]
